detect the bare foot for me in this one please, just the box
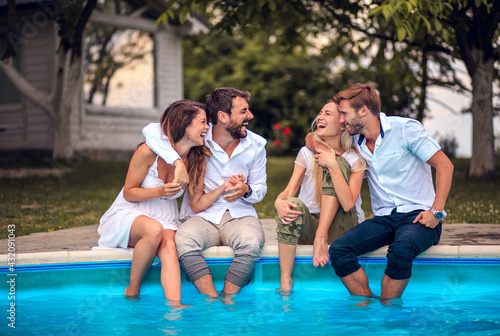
[313,236,329,267]
[220,292,236,305]
[124,287,140,300]
[278,279,294,296]
[355,299,371,307]
[166,300,191,309]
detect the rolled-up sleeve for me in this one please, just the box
[404,119,441,162]
[244,145,267,204]
[142,123,181,165]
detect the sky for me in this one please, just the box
[423,86,500,158]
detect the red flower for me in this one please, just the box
[273,139,282,147]
[273,123,282,130]
[282,127,291,135]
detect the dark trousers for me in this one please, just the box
[329,209,442,280]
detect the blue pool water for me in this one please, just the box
[2,258,500,335]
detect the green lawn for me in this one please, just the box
[0,157,499,239]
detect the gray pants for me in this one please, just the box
[175,211,265,288]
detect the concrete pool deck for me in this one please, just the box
[1,220,500,266]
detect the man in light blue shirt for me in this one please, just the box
[329,83,454,302]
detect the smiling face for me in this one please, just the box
[338,100,364,135]
[184,108,210,147]
[226,96,254,139]
[315,102,342,139]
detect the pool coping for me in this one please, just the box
[2,245,500,266]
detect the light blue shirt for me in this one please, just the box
[142,123,267,224]
[355,113,441,216]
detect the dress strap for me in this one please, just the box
[149,156,160,177]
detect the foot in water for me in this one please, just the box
[124,287,140,300]
[277,279,294,296]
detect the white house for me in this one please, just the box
[0,0,209,161]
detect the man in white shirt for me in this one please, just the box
[143,88,267,297]
[329,83,454,302]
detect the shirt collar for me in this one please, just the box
[357,112,389,146]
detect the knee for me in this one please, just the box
[329,236,351,259]
[234,234,264,258]
[158,237,178,259]
[387,240,420,261]
[145,223,164,246]
[174,229,202,257]
[285,197,303,207]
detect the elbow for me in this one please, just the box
[123,190,133,202]
[190,202,203,214]
[341,200,355,213]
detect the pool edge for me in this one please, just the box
[2,245,500,266]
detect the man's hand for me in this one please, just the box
[173,159,189,189]
[222,174,247,203]
[275,198,303,224]
[413,210,440,228]
[313,235,329,267]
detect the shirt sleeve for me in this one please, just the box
[403,119,441,163]
[142,123,181,165]
[244,144,267,204]
[294,147,309,169]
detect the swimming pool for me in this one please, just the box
[2,257,500,335]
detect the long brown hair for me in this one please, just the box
[160,100,212,195]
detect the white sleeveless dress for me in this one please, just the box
[97,157,183,250]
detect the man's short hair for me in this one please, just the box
[206,87,251,125]
[333,83,381,116]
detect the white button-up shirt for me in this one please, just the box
[355,113,441,216]
[143,123,267,224]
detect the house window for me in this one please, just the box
[83,26,155,109]
[0,33,22,106]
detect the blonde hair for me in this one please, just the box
[310,110,366,205]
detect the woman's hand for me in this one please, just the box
[275,198,303,224]
[314,148,340,170]
[222,174,247,203]
[159,182,183,199]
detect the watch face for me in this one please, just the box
[435,212,443,220]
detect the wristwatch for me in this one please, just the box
[430,208,446,221]
[243,183,252,198]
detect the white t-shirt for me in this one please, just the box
[295,147,365,223]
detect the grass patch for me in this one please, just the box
[0,157,499,239]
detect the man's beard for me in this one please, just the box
[345,117,363,135]
[227,120,247,139]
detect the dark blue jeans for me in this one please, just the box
[329,209,442,280]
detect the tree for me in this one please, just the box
[372,0,499,177]
[182,32,342,154]
[0,0,97,160]
[165,0,499,177]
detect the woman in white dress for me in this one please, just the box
[275,100,366,292]
[98,100,211,302]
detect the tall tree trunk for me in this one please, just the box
[50,44,83,160]
[469,48,495,177]
[416,50,428,123]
